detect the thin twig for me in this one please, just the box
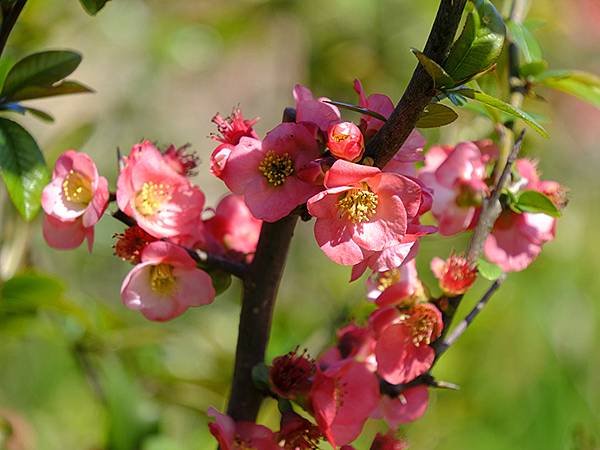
[435,274,506,357]
[0,0,27,59]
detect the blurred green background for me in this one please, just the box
[0,0,599,449]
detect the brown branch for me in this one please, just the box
[0,0,27,59]
[365,0,468,168]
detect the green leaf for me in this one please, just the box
[8,80,93,102]
[416,103,458,128]
[0,118,49,221]
[411,49,455,88]
[206,269,232,296]
[251,362,270,392]
[455,88,548,137]
[0,272,65,317]
[23,107,55,123]
[535,70,600,109]
[514,190,561,217]
[78,0,111,15]
[444,0,506,84]
[1,51,82,98]
[477,258,503,281]
[323,99,387,122]
[519,61,548,79]
[507,21,543,63]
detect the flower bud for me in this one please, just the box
[327,122,364,162]
[430,254,477,296]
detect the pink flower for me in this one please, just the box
[484,159,560,272]
[269,348,316,400]
[210,107,259,178]
[431,253,477,296]
[310,360,379,447]
[366,259,424,303]
[116,141,205,240]
[370,432,409,450]
[41,150,109,251]
[307,160,422,266]
[327,122,364,162]
[277,411,322,450]
[120,241,215,321]
[374,304,443,384]
[353,79,394,138]
[162,144,198,177]
[293,84,341,133]
[383,130,426,177]
[377,386,429,429]
[221,122,322,222]
[113,225,158,264]
[419,142,488,236]
[208,407,281,450]
[203,194,262,261]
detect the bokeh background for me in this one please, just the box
[0,0,599,449]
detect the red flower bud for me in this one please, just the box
[327,122,364,162]
[431,253,477,296]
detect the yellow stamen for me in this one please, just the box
[135,182,171,216]
[62,170,93,204]
[150,264,176,294]
[258,151,294,186]
[337,184,378,223]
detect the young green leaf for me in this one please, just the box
[79,0,111,15]
[455,88,548,137]
[444,0,506,84]
[416,103,458,128]
[535,70,600,109]
[0,118,49,221]
[1,51,82,98]
[7,80,93,102]
[514,190,561,217]
[519,61,548,79]
[23,107,55,123]
[411,49,456,89]
[507,21,543,63]
[323,99,388,122]
[477,258,503,281]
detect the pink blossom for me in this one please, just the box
[222,122,322,222]
[484,159,560,272]
[310,360,379,447]
[431,253,477,295]
[210,107,259,178]
[293,84,341,133]
[120,241,215,321]
[162,144,198,177]
[203,194,262,261]
[377,385,429,429]
[419,142,488,235]
[277,411,322,450]
[307,160,422,266]
[327,121,365,162]
[366,259,423,302]
[383,129,427,177]
[113,225,158,264]
[41,150,109,251]
[208,407,281,450]
[269,348,315,400]
[369,432,408,450]
[374,303,443,384]
[116,141,205,240]
[353,79,394,138]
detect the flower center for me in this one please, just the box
[337,185,378,223]
[135,182,172,216]
[258,151,294,186]
[233,437,258,450]
[62,170,93,205]
[376,269,402,292]
[149,264,176,294]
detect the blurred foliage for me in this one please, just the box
[0,0,599,449]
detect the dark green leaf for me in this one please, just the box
[323,99,387,122]
[507,21,543,63]
[0,118,49,220]
[477,258,503,281]
[24,107,55,123]
[416,103,458,128]
[8,80,93,102]
[206,269,232,296]
[79,0,111,15]
[535,70,600,109]
[411,49,455,88]
[456,88,548,137]
[1,51,82,98]
[251,363,270,392]
[514,190,561,217]
[444,0,506,84]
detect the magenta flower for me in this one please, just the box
[419,142,488,236]
[353,79,394,138]
[369,431,409,450]
[208,407,282,450]
[293,84,341,133]
[484,159,560,272]
[310,360,379,447]
[116,141,205,240]
[41,150,109,251]
[221,122,322,222]
[120,241,215,321]
[376,385,429,429]
[307,160,422,266]
[203,194,262,261]
[374,303,443,384]
[327,121,365,162]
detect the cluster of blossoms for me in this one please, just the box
[41,79,565,448]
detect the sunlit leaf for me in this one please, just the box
[514,190,561,217]
[507,21,543,63]
[411,49,455,88]
[477,258,503,281]
[416,103,458,128]
[535,70,600,109]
